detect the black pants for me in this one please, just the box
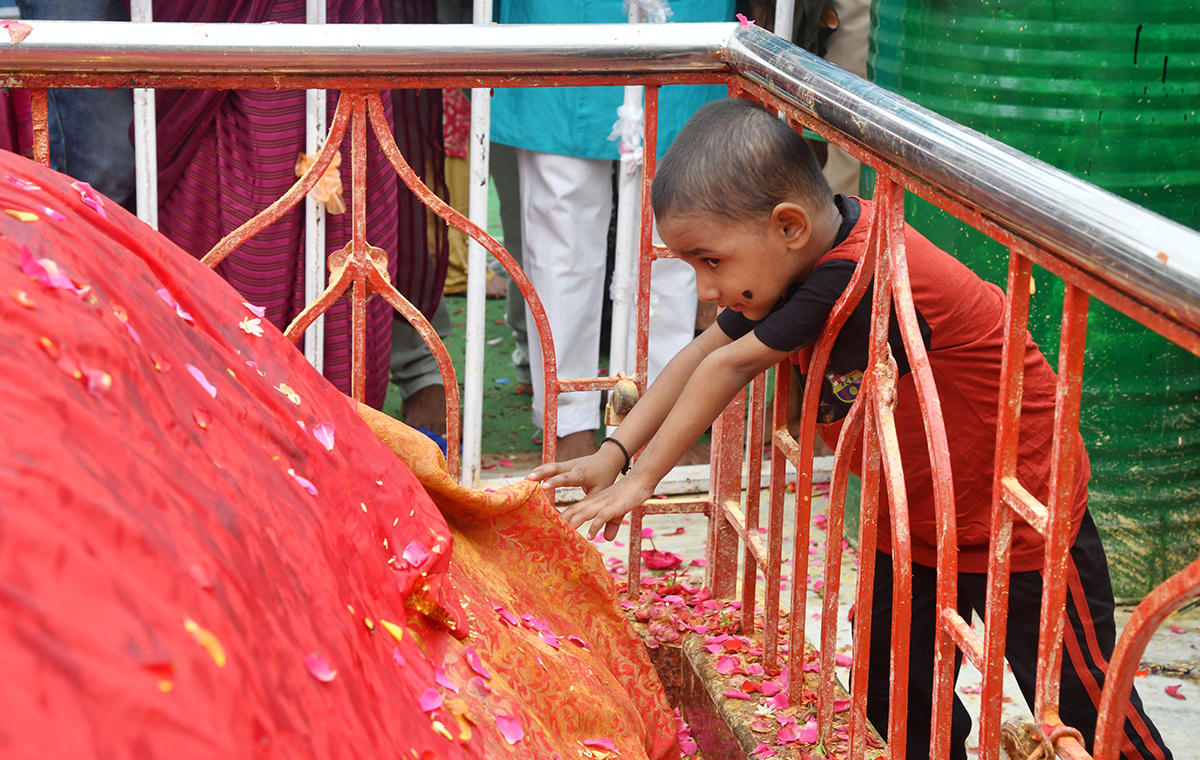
[866,511,1172,760]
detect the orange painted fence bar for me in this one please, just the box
[6,19,1200,760]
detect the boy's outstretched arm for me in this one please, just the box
[528,323,734,497]
[556,330,791,541]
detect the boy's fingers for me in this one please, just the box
[526,462,565,482]
[603,517,622,542]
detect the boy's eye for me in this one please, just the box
[702,258,719,270]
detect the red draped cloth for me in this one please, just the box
[0,150,675,759]
[153,0,447,408]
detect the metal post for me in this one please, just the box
[606,4,645,399]
[130,0,156,228]
[773,0,794,42]
[303,0,327,372]
[461,0,494,486]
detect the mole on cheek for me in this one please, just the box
[742,290,754,299]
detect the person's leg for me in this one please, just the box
[489,141,531,391]
[389,298,452,435]
[516,148,609,459]
[1048,512,1171,760]
[17,0,135,210]
[867,551,973,760]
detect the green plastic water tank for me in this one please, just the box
[851,0,1200,600]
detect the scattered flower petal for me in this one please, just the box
[185,364,217,398]
[435,665,459,693]
[736,12,755,28]
[498,458,514,467]
[311,422,335,451]
[184,619,226,667]
[1165,684,1185,700]
[1169,624,1187,634]
[242,301,267,318]
[71,180,107,218]
[81,367,112,397]
[539,630,561,649]
[38,205,65,221]
[465,647,491,680]
[776,725,798,743]
[0,20,33,44]
[239,316,264,337]
[393,648,407,667]
[304,653,337,682]
[9,288,35,308]
[275,383,301,405]
[402,540,430,568]
[641,527,654,539]
[584,738,618,752]
[643,549,683,570]
[833,698,851,713]
[494,714,523,745]
[5,208,37,222]
[6,174,38,190]
[797,720,818,743]
[471,675,491,695]
[20,245,88,295]
[418,688,443,712]
[493,604,519,626]
[379,619,405,643]
[760,681,782,697]
[287,468,318,496]
[567,635,590,649]
[721,690,752,700]
[156,288,194,323]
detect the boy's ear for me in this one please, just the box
[771,202,811,249]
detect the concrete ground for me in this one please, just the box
[580,485,1199,759]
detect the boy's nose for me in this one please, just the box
[695,274,720,303]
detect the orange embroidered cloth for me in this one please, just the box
[0,150,677,759]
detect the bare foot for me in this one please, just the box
[485,273,507,299]
[401,384,447,437]
[676,440,711,466]
[556,429,599,462]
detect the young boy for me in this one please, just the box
[528,98,1172,760]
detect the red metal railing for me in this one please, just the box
[14,23,1200,760]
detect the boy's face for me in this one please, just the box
[659,212,807,322]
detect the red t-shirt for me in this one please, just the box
[719,197,1089,573]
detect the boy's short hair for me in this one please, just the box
[652,98,832,224]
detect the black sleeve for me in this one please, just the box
[716,259,858,352]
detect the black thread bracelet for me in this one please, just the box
[601,436,631,475]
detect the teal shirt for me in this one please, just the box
[490,0,734,160]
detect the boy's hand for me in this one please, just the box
[526,444,625,497]
[560,476,655,542]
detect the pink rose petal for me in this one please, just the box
[465,647,491,679]
[38,205,65,221]
[835,652,853,667]
[641,527,654,539]
[797,720,818,743]
[760,681,782,697]
[714,656,739,675]
[567,635,589,649]
[185,363,217,398]
[721,690,752,700]
[520,614,549,632]
[418,688,443,712]
[493,604,519,626]
[6,174,38,190]
[498,458,514,467]
[494,713,523,744]
[833,698,851,713]
[642,549,683,570]
[20,245,87,294]
[242,301,267,318]
[287,469,318,496]
[584,738,618,752]
[304,653,337,682]
[1165,684,1186,700]
[156,288,194,323]
[392,648,407,667]
[776,725,798,743]
[434,665,459,693]
[471,676,491,695]
[768,691,790,711]
[736,12,755,29]
[680,736,698,754]
[311,422,335,451]
[0,20,32,44]
[70,180,107,218]
[538,630,561,650]
[1170,624,1187,634]
[402,540,430,568]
